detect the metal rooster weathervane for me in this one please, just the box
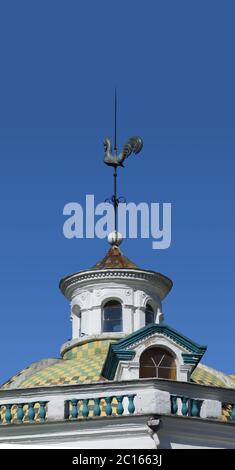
[103,90,143,233]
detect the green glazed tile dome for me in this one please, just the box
[1,339,113,389]
[1,337,234,392]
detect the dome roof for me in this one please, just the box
[59,245,173,301]
[1,339,113,390]
[1,337,234,392]
[191,363,235,389]
[1,341,234,423]
[91,245,139,270]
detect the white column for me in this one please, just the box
[123,306,133,334]
[81,310,89,336]
[72,313,81,339]
[179,364,192,382]
[87,307,102,335]
[134,307,145,330]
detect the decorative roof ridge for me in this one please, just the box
[110,323,207,353]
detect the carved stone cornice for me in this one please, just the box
[59,268,172,301]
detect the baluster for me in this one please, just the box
[116,396,124,415]
[191,399,200,417]
[28,403,35,423]
[5,404,12,424]
[171,396,178,415]
[82,399,89,418]
[39,401,47,422]
[231,404,235,421]
[93,398,101,416]
[71,399,78,419]
[16,403,24,423]
[181,397,188,416]
[127,395,135,414]
[105,397,113,416]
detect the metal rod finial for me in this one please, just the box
[114,88,117,154]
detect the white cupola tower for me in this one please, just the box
[60,233,173,355]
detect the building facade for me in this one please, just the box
[0,234,234,448]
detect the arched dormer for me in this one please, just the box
[139,346,176,379]
[103,300,122,332]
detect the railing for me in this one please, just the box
[0,401,48,424]
[170,395,235,421]
[171,395,202,417]
[0,378,235,426]
[66,394,136,420]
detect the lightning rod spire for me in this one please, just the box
[114,88,118,154]
[103,91,143,244]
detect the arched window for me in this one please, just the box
[145,303,155,325]
[140,347,176,380]
[103,300,122,332]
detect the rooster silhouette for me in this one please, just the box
[104,136,143,167]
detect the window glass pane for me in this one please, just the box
[103,301,122,332]
[140,347,176,380]
[145,304,154,325]
[104,306,121,321]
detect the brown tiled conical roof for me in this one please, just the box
[91,245,138,270]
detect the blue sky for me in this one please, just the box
[0,1,234,384]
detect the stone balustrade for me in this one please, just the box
[0,378,234,426]
[65,394,136,420]
[0,401,48,424]
[170,395,235,420]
